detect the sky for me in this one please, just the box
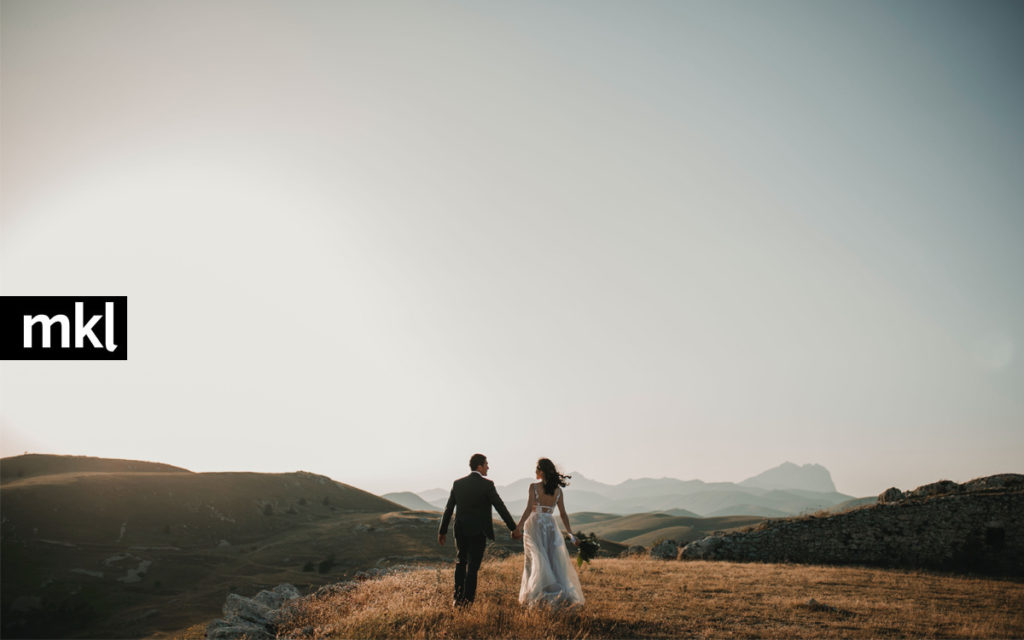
[1,0,1022,498]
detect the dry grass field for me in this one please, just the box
[575,512,766,547]
[256,556,1024,639]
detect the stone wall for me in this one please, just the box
[680,474,1024,575]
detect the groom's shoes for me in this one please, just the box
[453,597,471,609]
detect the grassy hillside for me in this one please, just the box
[1,469,401,546]
[0,457,624,638]
[565,512,622,528]
[1,453,189,482]
[0,461,418,638]
[253,557,1024,639]
[382,492,439,512]
[580,513,765,547]
[462,482,854,517]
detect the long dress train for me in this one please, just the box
[518,485,585,607]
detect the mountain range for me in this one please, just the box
[389,462,859,517]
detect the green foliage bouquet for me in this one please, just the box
[570,531,600,567]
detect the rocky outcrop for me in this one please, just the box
[878,487,904,504]
[680,474,1024,575]
[206,584,300,640]
[206,569,411,639]
[650,540,679,560]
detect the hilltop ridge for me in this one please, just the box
[1,453,190,483]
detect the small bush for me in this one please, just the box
[318,554,336,574]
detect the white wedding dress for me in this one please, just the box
[518,484,585,608]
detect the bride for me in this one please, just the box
[513,458,585,608]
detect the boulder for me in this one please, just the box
[879,487,904,504]
[222,593,274,625]
[909,480,959,499]
[252,583,301,611]
[650,540,678,560]
[680,536,723,560]
[206,583,301,640]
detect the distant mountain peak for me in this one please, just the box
[740,462,837,493]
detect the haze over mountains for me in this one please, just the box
[391,462,859,518]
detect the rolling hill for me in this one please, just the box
[575,513,766,547]
[1,453,189,482]
[381,491,439,511]
[0,455,429,638]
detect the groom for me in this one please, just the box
[437,453,520,606]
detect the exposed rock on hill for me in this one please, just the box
[681,474,1024,575]
[206,583,301,640]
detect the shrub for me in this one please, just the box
[318,555,336,574]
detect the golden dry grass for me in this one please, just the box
[275,556,1024,639]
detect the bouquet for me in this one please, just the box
[569,531,600,567]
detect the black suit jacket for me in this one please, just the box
[438,472,517,540]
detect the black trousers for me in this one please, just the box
[453,532,487,603]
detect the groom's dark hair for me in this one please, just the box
[469,453,487,470]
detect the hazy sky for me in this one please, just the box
[2,0,1022,498]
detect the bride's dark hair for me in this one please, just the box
[537,458,571,495]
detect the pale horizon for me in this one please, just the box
[0,447,1014,500]
[2,1,1022,501]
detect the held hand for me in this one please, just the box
[438,534,446,546]
[511,527,523,540]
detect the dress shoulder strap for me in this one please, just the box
[533,483,539,501]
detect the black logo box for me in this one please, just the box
[0,296,127,360]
